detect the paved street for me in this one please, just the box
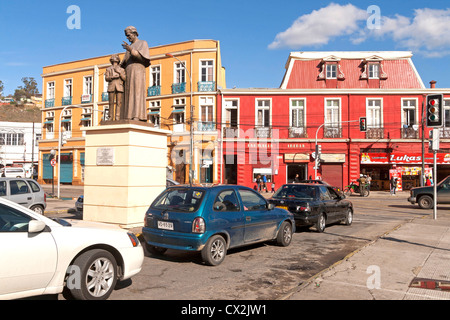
[41,186,450,300]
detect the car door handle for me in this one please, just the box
[246,216,251,221]
[27,197,32,200]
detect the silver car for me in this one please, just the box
[0,178,46,214]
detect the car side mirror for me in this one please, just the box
[267,203,275,210]
[28,220,46,233]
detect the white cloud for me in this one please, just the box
[268,3,368,49]
[269,4,450,57]
[373,8,450,57]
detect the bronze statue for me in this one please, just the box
[121,26,151,121]
[105,54,126,121]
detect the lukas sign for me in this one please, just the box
[361,152,450,164]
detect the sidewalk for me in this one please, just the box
[285,209,450,300]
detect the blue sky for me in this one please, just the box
[1,0,450,96]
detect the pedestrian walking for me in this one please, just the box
[357,174,367,197]
[390,177,397,195]
[294,174,300,183]
[263,175,267,192]
[271,181,275,193]
[366,174,372,191]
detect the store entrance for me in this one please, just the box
[287,164,306,183]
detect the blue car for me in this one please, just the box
[142,185,295,266]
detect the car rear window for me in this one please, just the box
[273,185,318,199]
[151,188,205,212]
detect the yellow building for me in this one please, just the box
[39,39,226,186]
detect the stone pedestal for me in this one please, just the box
[82,122,170,228]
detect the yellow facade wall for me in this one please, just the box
[39,39,224,186]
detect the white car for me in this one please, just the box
[0,197,144,300]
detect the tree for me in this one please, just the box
[13,77,39,101]
[0,80,4,99]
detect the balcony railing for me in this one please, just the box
[62,96,72,106]
[289,127,307,138]
[102,92,109,102]
[223,127,239,138]
[401,127,419,139]
[148,85,161,97]
[254,127,271,138]
[198,81,216,92]
[323,126,342,138]
[45,99,55,108]
[366,127,384,139]
[197,121,216,132]
[171,82,186,94]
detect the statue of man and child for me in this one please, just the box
[105,26,151,122]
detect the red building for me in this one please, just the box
[218,51,450,191]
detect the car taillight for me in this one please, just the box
[297,204,311,212]
[127,232,139,247]
[192,217,205,233]
[44,193,47,203]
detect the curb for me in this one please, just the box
[277,215,420,300]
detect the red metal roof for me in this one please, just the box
[284,56,424,89]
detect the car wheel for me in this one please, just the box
[68,249,118,300]
[418,195,433,209]
[30,205,44,215]
[343,208,353,226]
[145,243,167,256]
[201,235,226,266]
[315,213,326,233]
[276,221,293,246]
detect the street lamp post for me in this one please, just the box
[166,53,194,185]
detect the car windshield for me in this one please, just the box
[273,185,318,199]
[151,188,205,212]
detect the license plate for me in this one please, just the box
[277,206,288,210]
[158,221,174,230]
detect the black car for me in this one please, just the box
[298,179,342,193]
[269,183,353,232]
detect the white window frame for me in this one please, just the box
[223,99,239,128]
[47,81,55,99]
[150,65,161,87]
[199,59,214,82]
[289,98,306,128]
[366,98,383,128]
[368,63,380,79]
[148,100,161,127]
[174,62,186,84]
[401,98,418,127]
[199,96,214,123]
[326,64,337,79]
[324,98,341,127]
[103,74,108,93]
[83,76,93,95]
[172,98,185,125]
[444,99,450,128]
[255,98,271,128]
[64,78,73,98]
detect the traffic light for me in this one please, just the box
[359,117,367,132]
[61,131,68,146]
[426,94,443,127]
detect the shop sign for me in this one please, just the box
[361,153,450,164]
